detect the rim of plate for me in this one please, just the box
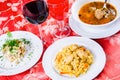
[69,15,120,39]
[42,36,106,80]
[0,31,43,76]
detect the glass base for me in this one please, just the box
[53,26,71,38]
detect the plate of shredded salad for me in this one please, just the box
[0,31,43,75]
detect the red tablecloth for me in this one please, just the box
[0,0,120,80]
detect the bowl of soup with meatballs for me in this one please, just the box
[71,0,120,28]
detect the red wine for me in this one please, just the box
[23,0,49,24]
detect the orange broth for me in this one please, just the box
[78,2,117,25]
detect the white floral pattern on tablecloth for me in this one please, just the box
[0,0,120,80]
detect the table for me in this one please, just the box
[0,0,120,80]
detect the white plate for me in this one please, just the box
[42,36,106,80]
[69,15,120,39]
[0,31,43,76]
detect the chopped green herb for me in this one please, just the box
[3,44,7,48]
[0,57,4,61]
[27,56,31,60]
[10,47,13,52]
[27,52,33,60]
[0,56,3,58]
[2,39,21,53]
[5,39,19,48]
[7,31,12,38]
[28,52,33,56]
[21,38,30,44]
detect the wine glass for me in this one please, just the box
[47,0,71,38]
[22,0,49,43]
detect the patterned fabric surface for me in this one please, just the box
[0,0,120,80]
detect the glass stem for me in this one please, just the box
[57,20,64,31]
